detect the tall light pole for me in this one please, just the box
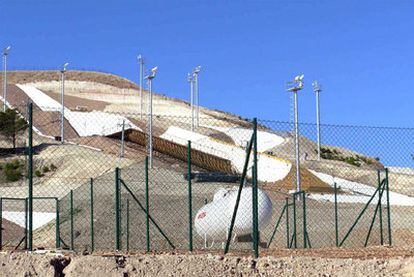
[2,46,11,112]
[60,62,69,144]
[187,73,195,131]
[145,66,158,168]
[286,74,304,195]
[192,66,201,127]
[312,81,322,161]
[138,55,145,119]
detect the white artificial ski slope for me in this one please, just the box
[16,84,140,136]
[2,211,56,230]
[309,170,414,206]
[206,126,285,152]
[161,126,291,182]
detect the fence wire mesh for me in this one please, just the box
[0,102,411,255]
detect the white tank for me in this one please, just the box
[194,187,273,241]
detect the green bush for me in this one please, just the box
[3,160,23,182]
[42,165,50,173]
[34,169,43,178]
[50,163,57,171]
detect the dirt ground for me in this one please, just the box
[1,247,414,276]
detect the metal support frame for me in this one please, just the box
[252,118,259,258]
[28,102,33,251]
[115,168,121,251]
[70,190,74,251]
[339,172,388,247]
[187,141,193,251]
[90,178,94,252]
[224,131,254,254]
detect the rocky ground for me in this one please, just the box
[0,247,414,276]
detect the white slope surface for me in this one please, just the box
[309,170,414,206]
[206,126,285,152]
[160,126,291,182]
[16,84,140,136]
[2,212,56,230]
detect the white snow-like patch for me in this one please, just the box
[206,126,285,152]
[16,84,140,136]
[161,126,291,182]
[308,170,414,206]
[2,212,56,230]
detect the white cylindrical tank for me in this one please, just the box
[194,187,273,241]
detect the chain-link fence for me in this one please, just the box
[0,102,412,256]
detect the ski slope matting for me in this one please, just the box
[205,125,285,152]
[161,126,291,182]
[16,84,140,137]
[309,170,414,206]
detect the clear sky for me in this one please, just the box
[1,0,413,127]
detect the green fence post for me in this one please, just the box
[0,198,2,250]
[252,118,259,258]
[302,192,307,248]
[28,102,33,251]
[286,197,289,248]
[385,168,392,245]
[25,198,28,249]
[115,167,121,251]
[126,198,130,252]
[145,157,150,252]
[334,182,339,247]
[90,178,94,252]
[187,141,193,252]
[377,171,384,245]
[224,132,254,254]
[70,190,74,251]
[55,198,60,249]
[292,194,297,248]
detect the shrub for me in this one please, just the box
[34,169,43,178]
[42,165,50,173]
[50,163,57,171]
[3,160,23,182]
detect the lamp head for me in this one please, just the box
[3,46,11,55]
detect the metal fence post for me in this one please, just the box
[126,198,130,252]
[292,194,297,248]
[28,102,33,251]
[115,168,121,251]
[0,198,2,250]
[302,192,307,248]
[187,141,193,252]
[90,178,94,252]
[70,189,74,251]
[385,168,392,245]
[55,198,60,249]
[25,198,28,249]
[145,157,150,252]
[377,171,384,245]
[334,182,338,247]
[286,197,289,248]
[252,118,259,258]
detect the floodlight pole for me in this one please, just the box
[60,63,68,144]
[293,91,301,193]
[146,67,157,169]
[286,75,304,196]
[2,46,10,112]
[193,66,201,127]
[313,82,322,161]
[120,119,125,158]
[188,73,194,131]
[138,55,144,119]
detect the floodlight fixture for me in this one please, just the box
[312,81,322,92]
[3,46,11,55]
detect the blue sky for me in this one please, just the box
[1,1,414,127]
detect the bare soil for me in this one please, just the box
[0,248,414,276]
